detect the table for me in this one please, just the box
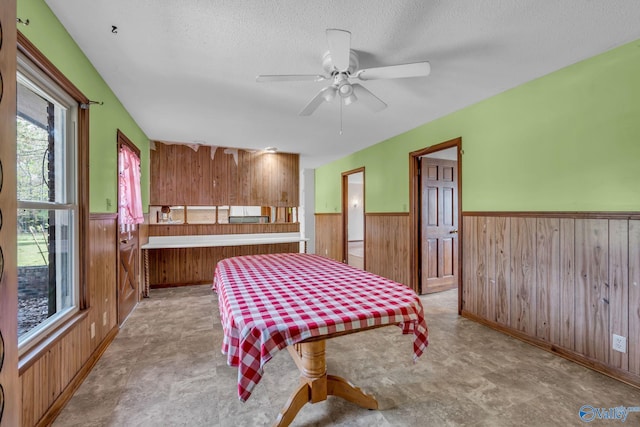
[140,232,308,296]
[213,253,429,426]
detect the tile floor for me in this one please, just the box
[347,241,364,270]
[53,285,640,426]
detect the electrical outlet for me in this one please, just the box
[103,311,107,326]
[612,334,626,353]
[90,322,96,339]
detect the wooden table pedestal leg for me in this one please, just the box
[274,340,378,427]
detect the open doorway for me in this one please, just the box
[342,168,365,269]
[409,138,462,310]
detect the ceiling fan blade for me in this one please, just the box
[352,83,387,112]
[355,62,431,81]
[256,74,327,83]
[326,29,351,72]
[299,86,334,116]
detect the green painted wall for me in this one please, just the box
[17,0,150,213]
[316,39,640,213]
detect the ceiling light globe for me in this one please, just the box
[339,84,353,96]
[322,87,337,102]
[344,93,357,106]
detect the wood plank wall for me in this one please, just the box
[366,213,410,286]
[19,215,119,426]
[150,142,299,207]
[148,243,301,286]
[149,222,299,236]
[147,222,301,286]
[315,214,343,262]
[315,213,411,286]
[462,213,640,388]
[630,221,640,376]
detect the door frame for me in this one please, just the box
[409,137,462,313]
[342,167,365,267]
[116,130,141,324]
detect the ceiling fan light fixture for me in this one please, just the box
[338,83,353,97]
[322,49,360,75]
[344,93,357,106]
[322,86,337,102]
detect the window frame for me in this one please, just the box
[16,32,90,357]
[17,62,79,349]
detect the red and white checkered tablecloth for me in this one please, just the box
[212,253,429,402]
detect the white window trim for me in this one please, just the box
[17,52,80,356]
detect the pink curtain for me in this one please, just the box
[119,145,144,227]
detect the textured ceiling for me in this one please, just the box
[45,0,640,168]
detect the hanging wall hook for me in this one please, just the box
[111,26,118,34]
[17,18,30,26]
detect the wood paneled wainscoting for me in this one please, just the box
[147,223,302,287]
[315,212,410,286]
[365,213,410,286]
[315,214,343,263]
[148,243,301,286]
[19,214,119,426]
[462,212,640,389]
[149,223,299,237]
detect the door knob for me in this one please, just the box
[449,229,458,234]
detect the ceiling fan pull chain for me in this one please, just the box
[339,100,343,135]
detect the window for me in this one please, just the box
[16,50,80,351]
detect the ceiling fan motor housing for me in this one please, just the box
[323,50,358,101]
[322,50,359,75]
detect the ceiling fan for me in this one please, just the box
[256,29,431,116]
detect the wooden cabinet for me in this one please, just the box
[150,143,186,205]
[150,143,299,207]
[250,151,299,206]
